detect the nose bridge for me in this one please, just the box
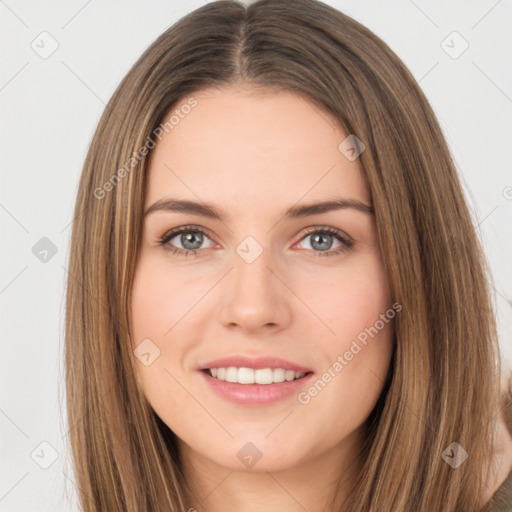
[217,234,291,330]
[231,234,277,300]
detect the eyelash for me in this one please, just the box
[158,225,354,258]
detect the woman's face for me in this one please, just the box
[130,84,395,474]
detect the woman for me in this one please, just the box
[64,0,512,510]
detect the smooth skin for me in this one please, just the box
[129,84,511,511]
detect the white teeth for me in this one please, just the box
[238,367,255,384]
[225,367,237,382]
[272,368,285,383]
[255,368,273,384]
[285,370,295,381]
[207,367,307,384]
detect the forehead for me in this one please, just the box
[145,86,370,214]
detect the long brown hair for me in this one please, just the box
[64,0,506,509]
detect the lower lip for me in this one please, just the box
[200,370,314,406]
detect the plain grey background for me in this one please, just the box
[1,0,511,510]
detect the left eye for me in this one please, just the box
[158,226,353,257]
[294,227,353,257]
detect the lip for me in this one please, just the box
[200,370,314,406]
[198,355,313,373]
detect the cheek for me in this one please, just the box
[130,256,208,345]
[130,269,168,343]
[129,256,216,406]
[129,259,229,446]
[297,256,394,413]
[129,259,184,386]
[129,261,193,423]
[314,255,391,342]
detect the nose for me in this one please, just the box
[218,244,292,333]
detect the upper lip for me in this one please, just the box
[198,355,313,373]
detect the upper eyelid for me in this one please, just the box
[301,225,353,243]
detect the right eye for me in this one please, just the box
[159,226,216,256]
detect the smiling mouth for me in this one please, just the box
[202,367,312,385]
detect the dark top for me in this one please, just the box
[489,467,512,511]
[488,394,512,511]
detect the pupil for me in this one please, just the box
[182,232,203,250]
[311,233,332,251]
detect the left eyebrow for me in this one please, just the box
[285,199,374,218]
[143,197,374,220]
